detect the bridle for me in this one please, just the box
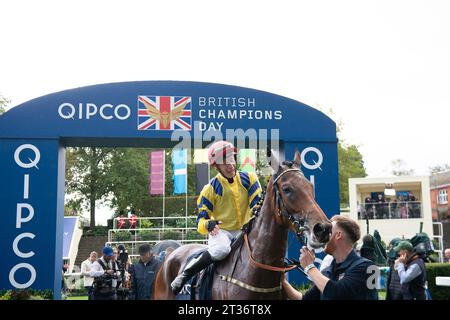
[272,166,309,246]
[242,164,310,274]
[222,164,314,293]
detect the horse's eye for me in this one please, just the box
[282,186,292,194]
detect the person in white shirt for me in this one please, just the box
[89,246,120,300]
[80,251,97,300]
[319,254,334,272]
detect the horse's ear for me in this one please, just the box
[269,148,281,173]
[293,150,301,167]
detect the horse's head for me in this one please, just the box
[271,151,332,249]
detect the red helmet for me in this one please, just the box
[207,141,237,166]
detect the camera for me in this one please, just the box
[94,273,117,292]
[117,244,129,268]
[116,244,130,300]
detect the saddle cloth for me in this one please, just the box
[175,231,245,300]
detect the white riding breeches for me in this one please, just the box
[207,229,241,261]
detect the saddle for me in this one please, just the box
[176,230,246,300]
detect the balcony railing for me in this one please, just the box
[358,201,422,220]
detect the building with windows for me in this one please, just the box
[348,176,433,246]
[430,171,450,221]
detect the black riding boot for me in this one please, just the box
[171,251,213,295]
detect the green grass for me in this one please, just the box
[65,293,386,300]
[66,296,88,300]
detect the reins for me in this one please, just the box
[243,165,308,273]
[219,164,311,293]
[244,233,297,272]
[272,167,309,246]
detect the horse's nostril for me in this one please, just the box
[313,222,332,242]
[313,223,324,235]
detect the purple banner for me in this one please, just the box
[149,150,165,195]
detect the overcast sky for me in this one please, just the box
[1,1,449,195]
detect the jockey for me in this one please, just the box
[170,140,262,294]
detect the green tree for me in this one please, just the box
[338,143,367,207]
[391,159,414,176]
[319,107,367,207]
[0,94,10,114]
[429,163,450,174]
[66,147,115,228]
[107,148,150,213]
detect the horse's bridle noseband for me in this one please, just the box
[272,167,309,246]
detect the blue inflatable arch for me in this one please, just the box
[0,81,339,298]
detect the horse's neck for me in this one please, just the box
[248,185,289,267]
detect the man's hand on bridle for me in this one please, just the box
[299,246,316,268]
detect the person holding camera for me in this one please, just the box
[89,246,120,300]
[114,244,131,299]
[129,244,162,300]
[394,241,427,300]
[386,238,403,300]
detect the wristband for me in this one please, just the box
[304,263,316,274]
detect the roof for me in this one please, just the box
[430,171,450,189]
[0,81,337,146]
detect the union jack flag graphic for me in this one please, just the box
[137,96,192,130]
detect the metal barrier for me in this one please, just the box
[358,201,422,220]
[112,216,198,230]
[433,222,444,263]
[105,239,208,258]
[107,227,202,243]
[107,216,207,257]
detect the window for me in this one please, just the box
[438,189,448,204]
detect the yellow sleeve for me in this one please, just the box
[248,172,262,209]
[196,185,215,235]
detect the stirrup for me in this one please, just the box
[171,274,187,295]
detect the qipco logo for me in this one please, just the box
[58,102,131,120]
[9,144,41,289]
[300,147,324,196]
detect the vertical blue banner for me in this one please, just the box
[172,148,187,194]
[0,139,65,299]
[63,217,77,260]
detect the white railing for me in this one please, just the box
[108,227,200,242]
[112,215,198,230]
[105,239,208,258]
[107,216,207,257]
[358,201,422,220]
[432,222,444,263]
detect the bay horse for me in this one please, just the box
[154,151,332,299]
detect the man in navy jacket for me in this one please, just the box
[129,244,162,300]
[283,215,378,300]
